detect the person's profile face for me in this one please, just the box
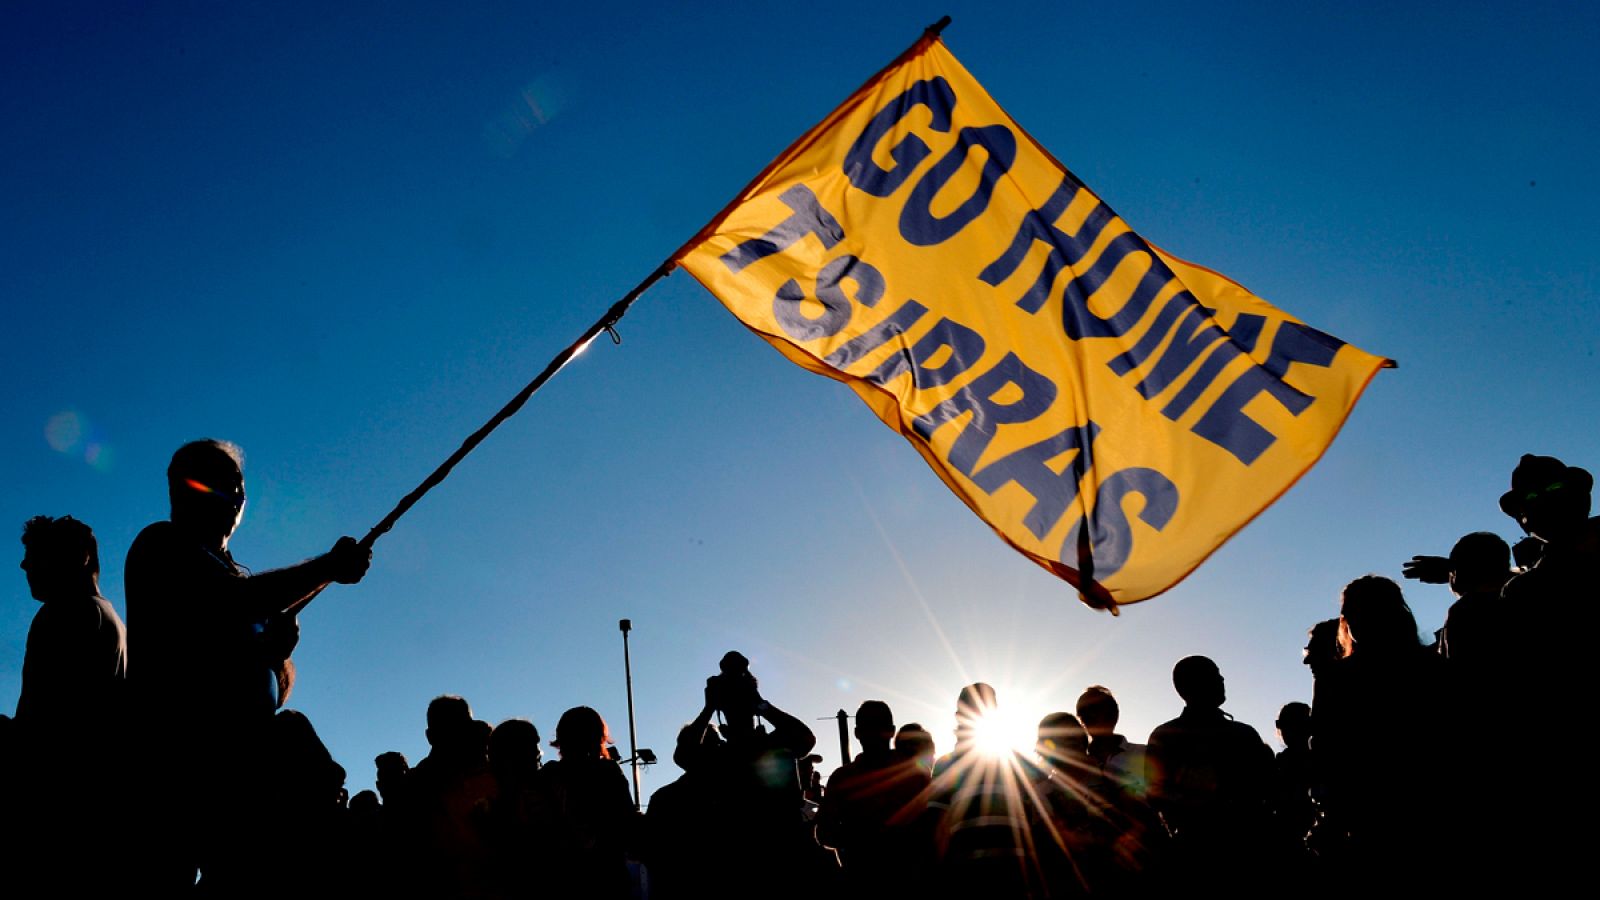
[19,542,82,602]
[177,460,246,540]
[1519,504,1556,543]
[1515,480,1588,542]
[1180,663,1225,707]
[1304,621,1340,670]
[20,547,44,601]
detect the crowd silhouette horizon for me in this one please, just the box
[4,443,1596,898]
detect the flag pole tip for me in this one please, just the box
[925,16,952,38]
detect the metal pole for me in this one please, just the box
[620,618,642,811]
[836,709,851,765]
[281,262,675,619]
[283,16,959,618]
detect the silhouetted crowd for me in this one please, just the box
[3,442,1596,898]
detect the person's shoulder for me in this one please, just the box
[1148,717,1183,741]
[33,594,100,631]
[534,758,567,781]
[126,521,178,561]
[930,751,963,785]
[602,758,629,785]
[1225,718,1267,744]
[927,754,962,803]
[131,520,175,545]
[829,758,865,783]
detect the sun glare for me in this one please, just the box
[971,706,1035,759]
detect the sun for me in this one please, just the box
[969,705,1036,759]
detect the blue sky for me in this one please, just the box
[4,1,1597,797]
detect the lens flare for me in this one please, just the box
[970,706,1033,759]
[44,410,115,471]
[83,441,113,472]
[45,410,84,452]
[483,74,570,158]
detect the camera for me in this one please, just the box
[706,650,759,713]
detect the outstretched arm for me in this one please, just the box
[1401,555,1450,584]
[236,537,371,620]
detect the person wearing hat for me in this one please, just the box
[1499,453,1597,606]
[1493,455,1596,893]
[1495,454,1596,705]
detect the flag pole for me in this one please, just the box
[286,16,956,615]
[355,15,953,552]
[283,259,674,616]
[356,259,675,551]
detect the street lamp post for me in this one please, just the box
[619,618,642,811]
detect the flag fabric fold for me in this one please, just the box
[677,35,1387,609]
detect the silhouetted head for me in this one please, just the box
[20,515,99,602]
[1339,575,1422,658]
[673,721,723,772]
[1275,701,1312,750]
[1448,532,1512,596]
[374,751,409,803]
[895,722,935,772]
[799,753,823,794]
[489,718,542,783]
[1037,712,1088,768]
[1173,656,1225,709]
[168,439,246,545]
[272,709,345,800]
[708,650,761,739]
[425,694,475,754]
[1304,618,1343,674]
[854,700,895,754]
[552,706,611,761]
[954,682,997,746]
[349,790,380,815]
[1500,454,1593,543]
[806,760,825,799]
[1075,685,1120,739]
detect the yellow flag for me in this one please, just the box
[676,34,1387,609]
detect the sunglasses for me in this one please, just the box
[1517,480,1568,506]
[185,478,245,507]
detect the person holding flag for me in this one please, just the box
[125,438,371,892]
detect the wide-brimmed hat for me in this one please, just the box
[1500,454,1593,517]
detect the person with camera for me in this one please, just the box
[680,651,821,899]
